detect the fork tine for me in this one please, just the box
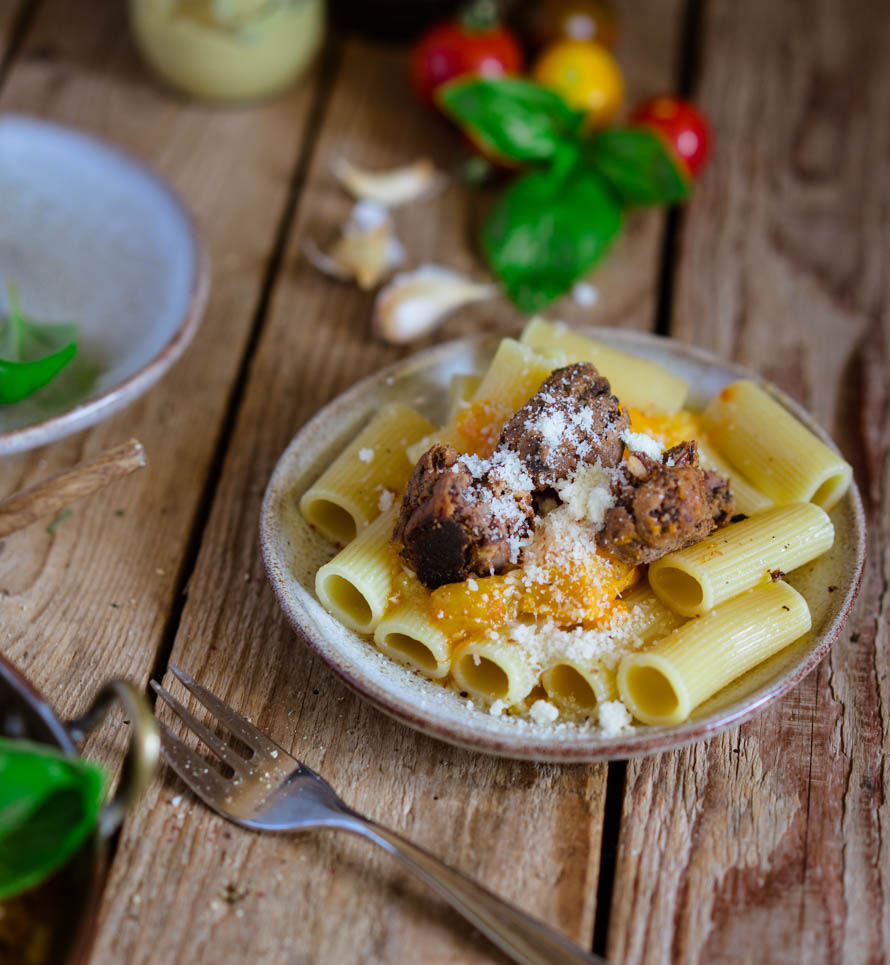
[168,665,289,761]
[155,718,234,803]
[151,680,252,775]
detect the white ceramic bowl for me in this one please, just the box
[0,114,208,455]
[260,330,865,761]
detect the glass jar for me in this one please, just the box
[128,0,325,103]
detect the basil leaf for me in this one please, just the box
[482,163,622,313]
[587,128,691,205]
[0,737,106,901]
[0,286,79,404]
[0,345,78,404]
[438,77,586,164]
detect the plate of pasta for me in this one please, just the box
[260,321,865,760]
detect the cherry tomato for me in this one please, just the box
[532,39,623,127]
[512,0,618,53]
[410,12,524,104]
[630,96,712,176]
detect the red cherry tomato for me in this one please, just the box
[630,96,712,176]
[410,16,524,104]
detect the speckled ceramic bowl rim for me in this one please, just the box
[260,329,866,761]
[0,114,210,457]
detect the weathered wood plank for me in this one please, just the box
[0,0,27,58]
[607,1,890,962]
[0,0,319,752]
[92,5,684,960]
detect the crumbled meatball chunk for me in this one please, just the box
[498,362,629,488]
[599,441,734,565]
[394,444,534,588]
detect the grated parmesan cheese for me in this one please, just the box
[598,700,632,736]
[358,447,375,463]
[620,429,662,461]
[529,699,560,724]
[554,462,616,525]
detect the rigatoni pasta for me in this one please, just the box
[451,633,539,707]
[703,379,853,511]
[696,438,773,517]
[648,503,834,617]
[374,602,453,679]
[617,581,811,726]
[300,402,434,544]
[314,507,398,634]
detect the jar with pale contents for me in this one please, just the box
[128,0,325,102]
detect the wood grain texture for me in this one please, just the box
[0,0,319,757]
[91,6,684,960]
[0,0,27,59]
[607,1,890,962]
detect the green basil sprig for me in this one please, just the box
[0,286,79,405]
[438,78,692,313]
[0,737,106,901]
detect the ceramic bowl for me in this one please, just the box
[260,330,866,761]
[0,114,208,456]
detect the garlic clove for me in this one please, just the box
[304,201,404,289]
[373,265,499,344]
[331,157,448,207]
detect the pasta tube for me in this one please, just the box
[519,317,689,414]
[405,425,468,466]
[315,508,398,634]
[541,661,617,712]
[451,633,539,707]
[374,602,452,680]
[648,503,834,617]
[703,380,852,511]
[445,372,483,423]
[300,403,434,544]
[617,581,811,726]
[696,438,773,517]
[618,585,687,645]
[541,587,684,712]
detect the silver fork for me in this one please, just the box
[152,665,608,965]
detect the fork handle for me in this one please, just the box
[345,817,608,965]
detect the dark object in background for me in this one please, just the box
[509,0,618,53]
[329,0,465,40]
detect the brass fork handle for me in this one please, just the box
[67,679,160,838]
[346,817,608,965]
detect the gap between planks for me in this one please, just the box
[654,0,706,339]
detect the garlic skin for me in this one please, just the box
[373,265,498,344]
[304,201,404,289]
[331,157,448,207]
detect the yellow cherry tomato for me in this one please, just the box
[532,39,624,126]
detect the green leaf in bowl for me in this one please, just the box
[0,286,79,405]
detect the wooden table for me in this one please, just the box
[2,2,888,962]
